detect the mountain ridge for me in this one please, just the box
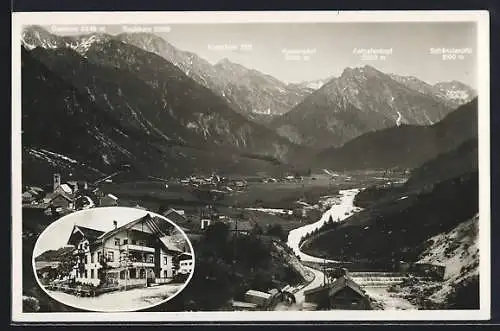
[315,98,478,170]
[271,64,463,149]
[21,45,308,181]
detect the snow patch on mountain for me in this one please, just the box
[28,148,75,166]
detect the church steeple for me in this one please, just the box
[53,173,61,191]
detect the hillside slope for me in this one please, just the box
[22,47,301,181]
[390,215,479,309]
[23,26,313,123]
[316,98,477,170]
[302,133,479,266]
[115,32,312,121]
[389,73,476,109]
[27,40,303,163]
[272,65,453,149]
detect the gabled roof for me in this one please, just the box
[105,193,118,200]
[45,190,75,202]
[158,236,183,254]
[328,275,366,297]
[304,276,366,298]
[28,189,42,196]
[245,290,272,299]
[97,214,174,243]
[67,214,180,252]
[163,209,187,224]
[67,225,105,246]
[77,225,106,241]
[59,184,73,194]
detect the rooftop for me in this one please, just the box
[163,208,188,225]
[67,214,182,253]
[303,275,366,298]
[245,290,272,299]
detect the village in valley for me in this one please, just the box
[23,165,459,312]
[18,18,482,315]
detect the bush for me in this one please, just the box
[266,224,286,241]
[22,296,40,312]
[172,272,189,283]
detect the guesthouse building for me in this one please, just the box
[67,214,186,290]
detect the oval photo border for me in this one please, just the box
[32,206,196,312]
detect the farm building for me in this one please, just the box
[244,290,273,307]
[99,193,119,207]
[303,275,371,310]
[232,300,259,311]
[200,218,213,230]
[40,173,94,212]
[177,252,194,275]
[163,209,190,228]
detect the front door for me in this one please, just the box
[147,269,155,286]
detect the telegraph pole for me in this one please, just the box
[323,256,327,286]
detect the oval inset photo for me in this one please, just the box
[32,207,195,312]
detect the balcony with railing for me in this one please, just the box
[125,261,155,268]
[119,251,155,268]
[98,256,119,269]
[119,244,155,253]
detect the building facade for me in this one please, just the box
[67,214,187,290]
[303,275,372,310]
[177,252,194,275]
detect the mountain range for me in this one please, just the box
[105,32,313,122]
[389,73,476,109]
[272,65,476,149]
[21,33,309,183]
[316,98,477,170]
[302,102,479,280]
[21,25,477,179]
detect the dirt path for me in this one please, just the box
[47,283,183,311]
[293,266,325,304]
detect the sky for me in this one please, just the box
[34,208,158,257]
[46,22,478,88]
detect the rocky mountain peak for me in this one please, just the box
[22,25,111,56]
[214,58,247,72]
[340,64,383,81]
[115,32,175,55]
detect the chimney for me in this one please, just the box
[113,220,117,229]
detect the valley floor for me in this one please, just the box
[283,185,479,311]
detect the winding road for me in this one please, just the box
[287,188,362,263]
[286,188,363,305]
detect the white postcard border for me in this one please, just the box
[11,10,491,322]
